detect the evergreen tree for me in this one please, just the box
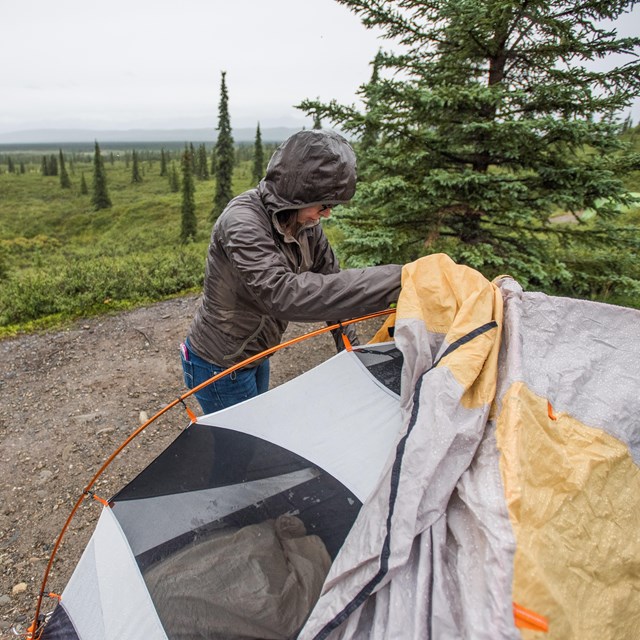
[169,162,180,192]
[109,152,115,166]
[299,0,640,298]
[160,148,168,177]
[80,172,89,195]
[313,113,322,130]
[212,71,235,220]
[7,157,15,173]
[40,156,48,176]
[131,150,143,183]
[19,162,26,174]
[197,143,210,179]
[48,154,58,176]
[359,50,384,156]
[210,147,217,175]
[180,148,197,243]
[59,149,72,189]
[189,143,197,174]
[91,141,112,210]
[252,122,265,185]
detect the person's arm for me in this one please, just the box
[308,227,362,349]
[219,207,402,323]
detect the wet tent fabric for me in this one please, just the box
[495,279,640,640]
[299,254,515,640]
[298,254,640,640]
[38,253,640,640]
[40,340,405,640]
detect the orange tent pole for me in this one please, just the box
[28,309,394,638]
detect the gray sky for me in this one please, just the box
[1,0,386,134]
[1,0,638,136]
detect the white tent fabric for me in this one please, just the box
[299,256,515,640]
[199,348,403,502]
[60,508,168,640]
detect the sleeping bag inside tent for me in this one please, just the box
[34,253,640,640]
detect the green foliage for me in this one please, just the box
[0,151,257,334]
[80,172,88,195]
[169,162,180,192]
[180,148,197,243]
[299,0,640,306]
[160,148,168,177]
[212,71,235,220]
[59,149,72,189]
[196,143,210,180]
[91,141,112,210]
[0,247,205,328]
[131,149,143,183]
[252,122,264,185]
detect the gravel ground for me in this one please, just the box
[0,295,381,637]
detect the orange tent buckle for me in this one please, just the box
[514,601,549,632]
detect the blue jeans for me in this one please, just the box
[180,338,270,415]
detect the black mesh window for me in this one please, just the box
[354,343,403,396]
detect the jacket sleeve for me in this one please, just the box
[308,228,363,349]
[219,206,402,323]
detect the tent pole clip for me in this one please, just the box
[179,397,198,423]
[83,490,110,507]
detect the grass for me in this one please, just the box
[0,151,256,337]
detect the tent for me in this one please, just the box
[32,254,640,640]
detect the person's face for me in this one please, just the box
[296,204,335,225]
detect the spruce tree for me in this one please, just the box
[48,154,58,176]
[211,71,235,220]
[169,162,180,192]
[80,172,89,195]
[312,113,322,130]
[197,144,210,179]
[40,156,48,176]
[131,150,143,183]
[7,157,15,173]
[160,148,168,177]
[59,149,72,189]
[189,143,197,174]
[180,148,197,243]
[299,0,640,300]
[91,141,112,210]
[359,50,384,156]
[19,162,26,174]
[252,122,265,185]
[210,147,217,175]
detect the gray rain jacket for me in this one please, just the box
[187,129,402,366]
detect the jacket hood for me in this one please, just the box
[258,130,357,214]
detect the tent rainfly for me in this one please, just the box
[28,254,640,640]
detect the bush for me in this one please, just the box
[0,247,204,327]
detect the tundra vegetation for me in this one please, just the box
[1,0,640,335]
[0,144,271,336]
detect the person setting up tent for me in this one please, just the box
[181,128,402,414]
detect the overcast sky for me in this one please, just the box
[1,0,387,134]
[2,0,638,136]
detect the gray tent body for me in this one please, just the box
[40,256,640,640]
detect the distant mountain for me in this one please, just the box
[0,126,303,145]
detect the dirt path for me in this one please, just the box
[0,295,381,636]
